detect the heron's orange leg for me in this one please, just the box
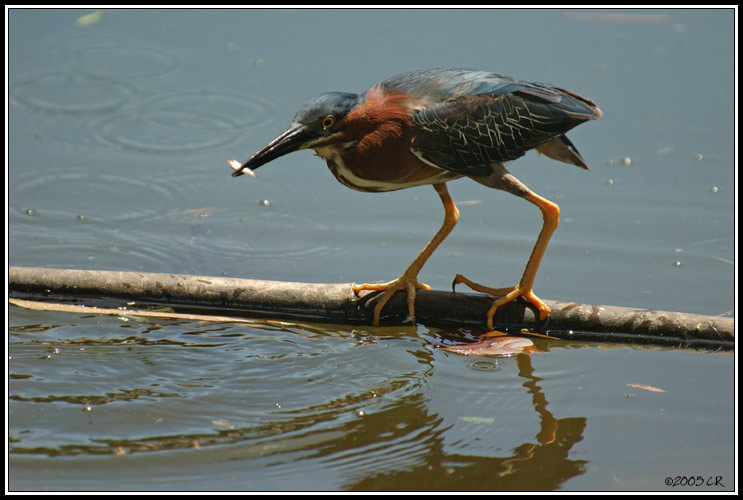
[454,191,559,329]
[354,183,459,326]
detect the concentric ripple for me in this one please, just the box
[182,205,349,278]
[41,32,182,82]
[93,90,276,155]
[9,168,205,224]
[10,71,137,115]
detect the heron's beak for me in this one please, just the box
[230,125,309,178]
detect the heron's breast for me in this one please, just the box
[314,143,458,193]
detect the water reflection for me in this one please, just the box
[9,311,587,490]
[324,351,588,491]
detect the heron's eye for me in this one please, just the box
[321,115,335,130]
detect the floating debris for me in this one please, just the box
[458,416,496,424]
[439,336,534,357]
[76,10,105,27]
[565,12,669,24]
[165,207,217,217]
[709,256,734,266]
[212,418,235,430]
[627,383,665,393]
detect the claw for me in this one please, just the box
[354,277,430,326]
[454,274,550,329]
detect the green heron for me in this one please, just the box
[230,68,601,328]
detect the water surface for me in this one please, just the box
[7,8,736,492]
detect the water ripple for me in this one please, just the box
[10,70,137,115]
[9,168,203,223]
[93,90,276,155]
[41,32,182,82]
[222,207,348,263]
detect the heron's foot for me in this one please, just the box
[452,274,551,329]
[353,275,431,326]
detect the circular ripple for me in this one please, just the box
[195,206,349,277]
[9,168,206,224]
[93,91,276,155]
[10,71,137,114]
[42,32,181,82]
[8,236,182,275]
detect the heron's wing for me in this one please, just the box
[410,86,600,176]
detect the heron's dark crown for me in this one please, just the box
[292,92,364,126]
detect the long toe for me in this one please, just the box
[453,274,551,329]
[452,274,516,296]
[353,278,431,326]
[485,286,551,329]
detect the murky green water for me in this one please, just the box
[8,8,735,492]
